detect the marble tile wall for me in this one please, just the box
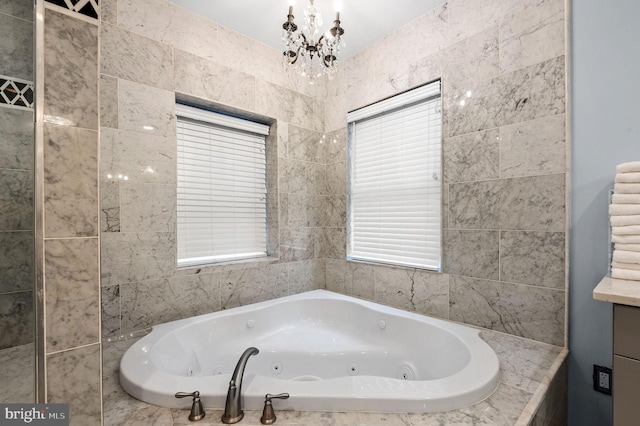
[0,343,34,403]
[0,117,34,347]
[0,5,34,351]
[324,0,567,347]
[34,0,569,423]
[0,3,33,81]
[96,0,568,346]
[42,5,101,425]
[99,0,327,340]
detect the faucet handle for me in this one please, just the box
[175,391,206,421]
[261,393,290,425]
[175,391,199,399]
[266,393,290,401]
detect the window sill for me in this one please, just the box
[176,256,280,276]
[346,258,442,273]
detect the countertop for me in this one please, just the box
[593,276,640,307]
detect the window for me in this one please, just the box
[347,81,442,270]
[176,104,270,267]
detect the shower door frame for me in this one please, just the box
[34,0,46,403]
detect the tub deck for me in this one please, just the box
[103,326,567,426]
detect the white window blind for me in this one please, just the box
[176,104,270,267]
[347,82,442,270]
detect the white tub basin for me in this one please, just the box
[120,290,500,413]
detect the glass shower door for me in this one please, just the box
[0,0,36,404]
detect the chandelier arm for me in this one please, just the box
[298,31,310,50]
[291,46,302,65]
[322,50,336,68]
[317,33,326,47]
[317,34,329,66]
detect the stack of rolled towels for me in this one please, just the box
[610,161,640,281]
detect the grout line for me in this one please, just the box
[45,341,100,357]
[498,229,502,282]
[0,10,33,23]
[0,289,35,296]
[43,235,99,241]
[447,170,567,185]
[449,273,566,292]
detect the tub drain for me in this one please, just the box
[397,365,416,380]
[347,363,359,376]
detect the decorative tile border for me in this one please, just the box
[45,0,99,20]
[0,75,34,110]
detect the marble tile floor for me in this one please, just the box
[103,329,567,426]
[0,343,34,403]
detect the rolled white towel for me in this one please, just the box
[611,215,640,226]
[612,225,640,235]
[612,194,640,204]
[613,250,640,264]
[612,234,640,244]
[615,244,640,252]
[614,183,640,194]
[617,162,640,174]
[612,261,640,271]
[610,204,640,216]
[616,173,640,184]
[612,268,640,281]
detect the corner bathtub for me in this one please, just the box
[120,290,500,413]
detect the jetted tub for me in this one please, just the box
[120,290,500,413]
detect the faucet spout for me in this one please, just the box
[221,347,260,424]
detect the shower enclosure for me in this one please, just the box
[0,0,36,403]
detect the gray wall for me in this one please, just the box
[569,0,640,425]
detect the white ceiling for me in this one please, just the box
[169,0,446,60]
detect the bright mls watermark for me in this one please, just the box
[1,404,68,425]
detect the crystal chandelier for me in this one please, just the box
[282,0,345,82]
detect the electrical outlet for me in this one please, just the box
[593,365,612,395]
[599,371,609,388]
